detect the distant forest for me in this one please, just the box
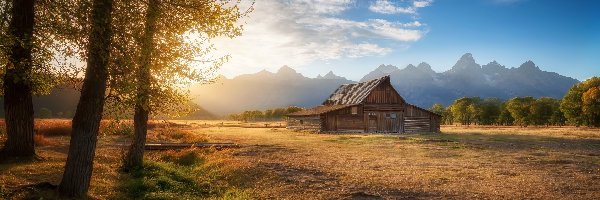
[227,106,303,122]
[430,77,600,127]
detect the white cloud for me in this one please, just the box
[209,0,428,77]
[369,0,432,14]
[287,0,354,14]
[413,0,432,8]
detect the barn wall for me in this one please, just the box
[364,111,402,133]
[404,105,440,133]
[287,116,322,131]
[322,105,365,132]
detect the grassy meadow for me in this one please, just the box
[1,120,599,199]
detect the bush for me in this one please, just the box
[159,150,205,166]
[102,121,134,136]
[34,134,54,146]
[119,161,209,199]
[35,120,71,136]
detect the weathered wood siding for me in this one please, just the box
[322,106,364,132]
[404,104,440,133]
[363,111,402,133]
[364,81,404,104]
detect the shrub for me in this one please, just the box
[102,121,134,136]
[175,151,204,166]
[35,120,71,136]
[159,150,205,166]
[119,161,209,199]
[34,134,53,146]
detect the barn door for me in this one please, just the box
[367,112,377,133]
[383,112,400,133]
[399,111,404,133]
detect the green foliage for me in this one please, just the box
[561,77,600,127]
[449,97,482,125]
[529,97,559,126]
[478,98,502,125]
[173,151,204,166]
[429,103,453,125]
[443,96,565,126]
[119,152,251,199]
[102,121,134,136]
[120,161,209,199]
[105,0,252,119]
[506,97,536,126]
[429,103,445,115]
[0,0,82,95]
[497,103,514,126]
[38,107,52,118]
[229,106,304,122]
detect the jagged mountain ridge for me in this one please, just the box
[360,53,579,107]
[190,54,579,115]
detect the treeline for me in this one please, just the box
[429,77,600,127]
[227,106,303,122]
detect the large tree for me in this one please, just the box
[0,0,36,158]
[478,98,502,125]
[118,0,250,170]
[58,0,114,197]
[561,77,600,127]
[0,0,84,159]
[529,97,559,126]
[506,97,536,127]
[449,97,481,125]
[497,102,514,126]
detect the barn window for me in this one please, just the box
[351,106,358,115]
[390,113,397,119]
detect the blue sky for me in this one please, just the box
[212,0,600,81]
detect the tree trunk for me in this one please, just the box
[58,0,113,197]
[123,0,159,170]
[0,0,36,159]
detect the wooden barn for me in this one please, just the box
[287,76,440,133]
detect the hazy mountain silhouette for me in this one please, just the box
[190,66,353,115]
[0,83,216,119]
[191,53,579,115]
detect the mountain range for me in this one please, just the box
[190,53,579,115]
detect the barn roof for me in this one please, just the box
[323,76,390,105]
[287,104,357,117]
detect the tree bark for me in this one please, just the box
[123,0,159,170]
[58,0,113,197]
[0,0,36,159]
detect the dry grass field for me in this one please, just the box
[1,120,599,199]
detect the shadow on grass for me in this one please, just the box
[115,150,259,199]
[428,132,600,153]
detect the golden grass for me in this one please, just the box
[188,124,600,199]
[1,121,599,199]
